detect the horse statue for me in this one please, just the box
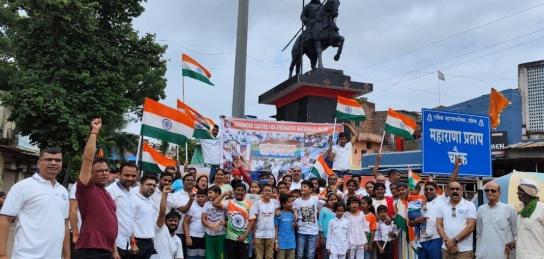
[289,0,344,78]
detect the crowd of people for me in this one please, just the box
[0,118,543,259]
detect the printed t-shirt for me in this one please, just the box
[203,201,226,236]
[223,199,254,243]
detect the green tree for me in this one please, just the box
[0,0,167,159]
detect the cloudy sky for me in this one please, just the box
[129,0,544,132]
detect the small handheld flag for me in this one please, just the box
[336,96,366,122]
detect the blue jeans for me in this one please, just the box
[417,238,442,259]
[296,234,318,259]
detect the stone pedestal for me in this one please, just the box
[259,68,373,123]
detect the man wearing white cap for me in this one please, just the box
[506,178,544,259]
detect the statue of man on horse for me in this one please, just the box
[289,0,344,77]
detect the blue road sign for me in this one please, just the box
[422,109,491,177]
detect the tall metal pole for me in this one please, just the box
[232,0,249,118]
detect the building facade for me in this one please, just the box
[519,60,544,140]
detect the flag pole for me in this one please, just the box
[135,135,143,176]
[378,130,386,154]
[182,67,189,164]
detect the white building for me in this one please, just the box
[518,60,544,140]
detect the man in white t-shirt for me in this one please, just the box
[0,147,70,259]
[289,166,302,191]
[328,123,357,177]
[170,174,196,256]
[131,174,160,258]
[436,181,476,259]
[152,185,184,259]
[106,162,138,257]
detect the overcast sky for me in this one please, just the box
[129,0,544,133]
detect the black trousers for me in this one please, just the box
[376,241,392,259]
[73,249,112,259]
[133,238,156,259]
[226,239,248,259]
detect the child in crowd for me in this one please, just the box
[247,181,261,258]
[202,186,226,259]
[184,189,208,259]
[248,181,262,203]
[326,202,349,259]
[374,205,398,259]
[407,182,426,240]
[290,189,302,199]
[319,192,339,259]
[360,196,376,259]
[293,181,322,259]
[345,197,369,259]
[277,181,289,197]
[213,183,254,259]
[251,185,280,259]
[275,194,296,259]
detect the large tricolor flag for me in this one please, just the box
[309,154,334,180]
[177,99,216,131]
[142,143,177,173]
[336,96,366,121]
[182,53,214,86]
[141,98,212,146]
[385,108,417,140]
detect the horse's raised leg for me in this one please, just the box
[334,36,344,61]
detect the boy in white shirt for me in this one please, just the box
[326,202,349,259]
[374,205,398,259]
[183,189,208,259]
[250,184,279,259]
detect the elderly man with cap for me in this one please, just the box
[506,178,544,259]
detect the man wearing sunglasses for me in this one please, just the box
[475,181,516,259]
[436,182,476,259]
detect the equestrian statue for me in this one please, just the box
[288,0,344,77]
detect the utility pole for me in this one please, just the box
[232,0,249,118]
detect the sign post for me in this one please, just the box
[422,109,492,177]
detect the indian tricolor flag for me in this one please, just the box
[177,99,216,130]
[141,98,212,146]
[142,143,177,173]
[408,169,420,190]
[336,96,365,121]
[385,108,417,140]
[182,53,214,86]
[310,154,334,180]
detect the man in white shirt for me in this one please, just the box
[170,174,196,256]
[290,166,302,191]
[106,162,139,257]
[201,125,221,183]
[150,172,175,212]
[152,184,183,259]
[131,174,160,259]
[328,123,357,177]
[0,147,70,259]
[476,181,517,259]
[436,181,476,259]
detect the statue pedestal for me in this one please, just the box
[259,68,373,123]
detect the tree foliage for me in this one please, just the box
[0,0,167,157]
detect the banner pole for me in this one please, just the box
[378,130,386,154]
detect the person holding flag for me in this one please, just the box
[327,122,357,178]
